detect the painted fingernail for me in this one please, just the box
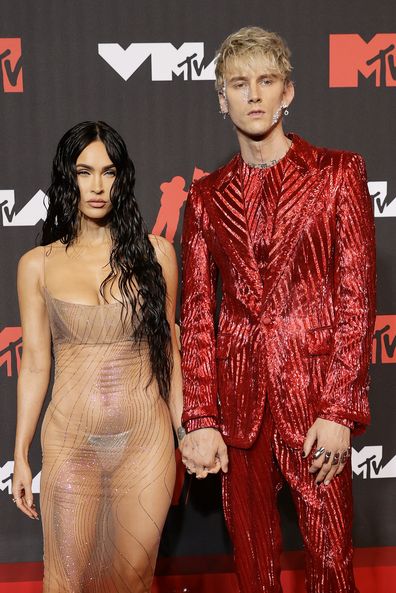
[324,480,330,486]
[301,451,307,458]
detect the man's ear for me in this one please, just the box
[218,90,228,115]
[283,80,295,107]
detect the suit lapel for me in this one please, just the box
[206,157,263,306]
[261,135,328,309]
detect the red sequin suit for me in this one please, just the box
[181,134,376,593]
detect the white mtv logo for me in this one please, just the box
[368,181,396,217]
[352,446,396,479]
[98,42,215,81]
[0,461,41,494]
[0,189,48,226]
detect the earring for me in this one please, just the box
[283,104,289,116]
[219,109,228,119]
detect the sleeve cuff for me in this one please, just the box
[183,416,219,433]
[318,414,355,430]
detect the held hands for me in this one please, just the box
[302,418,351,485]
[180,428,228,479]
[11,459,39,520]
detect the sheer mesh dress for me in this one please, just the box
[40,252,176,593]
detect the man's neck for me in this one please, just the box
[237,126,291,166]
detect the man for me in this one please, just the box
[179,27,376,593]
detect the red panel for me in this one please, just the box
[1,548,395,592]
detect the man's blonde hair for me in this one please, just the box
[215,26,293,91]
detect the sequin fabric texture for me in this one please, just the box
[181,134,376,592]
[40,260,175,593]
[181,133,376,448]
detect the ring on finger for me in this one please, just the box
[324,451,331,463]
[332,453,340,465]
[313,446,325,460]
[340,451,348,464]
[186,468,193,475]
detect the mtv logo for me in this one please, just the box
[0,38,23,92]
[372,315,396,364]
[98,42,215,81]
[0,461,41,494]
[368,181,396,217]
[352,446,396,479]
[0,189,48,226]
[0,327,22,377]
[329,34,396,87]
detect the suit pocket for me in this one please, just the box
[306,326,333,356]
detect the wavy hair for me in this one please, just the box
[215,26,293,91]
[41,121,172,400]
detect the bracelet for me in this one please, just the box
[176,426,186,441]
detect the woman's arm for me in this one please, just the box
[150,235,183,436]
[12,247,52,519]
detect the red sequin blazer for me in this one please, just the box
[181,134,376,449]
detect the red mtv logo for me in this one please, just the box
[152,166,208,243]
[0,327,22,377]
[0,38,23,93]
[329,34,396,87]
[372,316,396,364]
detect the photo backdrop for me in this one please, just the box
[0,0,395,580]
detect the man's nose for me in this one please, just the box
[248,83,262,102]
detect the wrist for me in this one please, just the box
[176,425,186,443]
[14,445,29,462]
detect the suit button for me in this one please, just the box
[262,317,272,325]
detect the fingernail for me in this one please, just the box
[324,480,330,486]
[301,451,307,458]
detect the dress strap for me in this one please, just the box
[42,245,48,289]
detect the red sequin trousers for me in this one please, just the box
[222,407,358,593]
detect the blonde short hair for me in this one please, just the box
[215,26,293,91]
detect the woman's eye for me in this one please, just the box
[105,170,116,177]
[77,170,89,176]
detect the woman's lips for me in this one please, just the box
[87,200,107,208]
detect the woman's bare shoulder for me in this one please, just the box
[18,242,62,275]
[148,234,176,261]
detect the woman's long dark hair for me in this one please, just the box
[41,121,172,400]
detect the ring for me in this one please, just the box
[186,468,192,475]
[324,451,331,463]
[313,446,325,460]
[332,453,340,465]
[341,450,349,463]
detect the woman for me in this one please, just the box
[12,121,183,593]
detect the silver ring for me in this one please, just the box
[313,446,325,460]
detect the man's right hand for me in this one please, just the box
[180,427,228,479]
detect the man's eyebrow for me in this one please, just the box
[227,73,278,82]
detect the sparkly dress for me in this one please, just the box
[40,259,175,593]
